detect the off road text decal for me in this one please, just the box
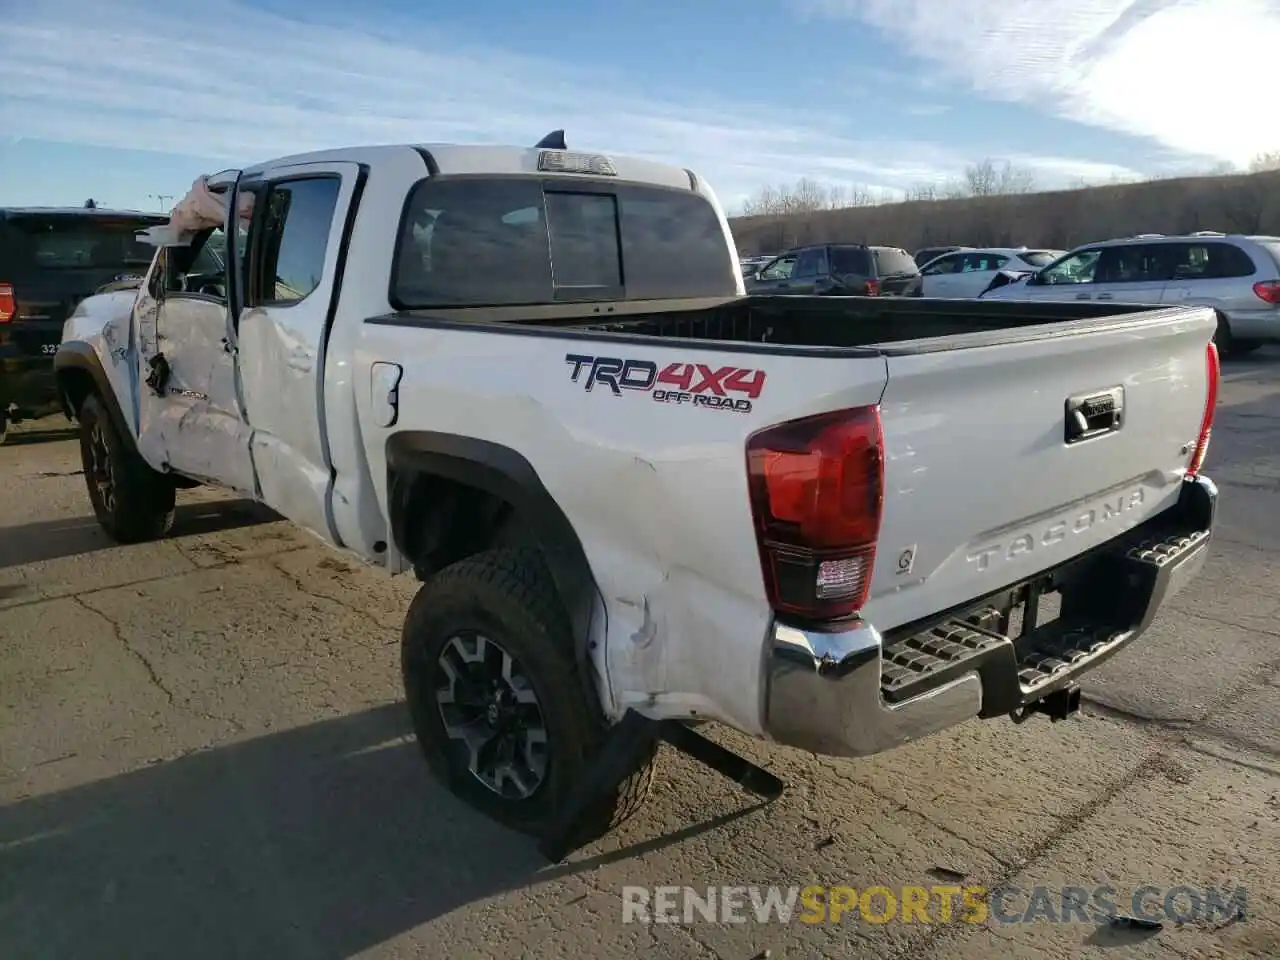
[565,354,766,413]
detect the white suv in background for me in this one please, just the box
[918,247,1064,299]
[981,232,1280,357]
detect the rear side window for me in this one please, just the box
[1257,240,1280,273]
[829,246,873,275]
[1,214,162,273]
[250,177,342,306]
[392,177,735,307]
[1169,241,1257,280]
[872,247,919,277]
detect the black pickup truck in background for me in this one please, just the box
[744,242,923,297]
[0,206,167,442]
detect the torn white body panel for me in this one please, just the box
[136,292,255,493]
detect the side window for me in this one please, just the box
[162,227,229,300]
[830,247,873,275]
[1040,249,1102,285]
[249,177,342,307]
[1094,244,1173,284]
[922,254,960,276]
[759,256,795,280]
[1172,242,1257,280]
[873,248,919,276]
[793,248,827,279]
[960,253,1006,272]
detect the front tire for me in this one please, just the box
[1212,310,1259,359]
[401,547,657,840]
[0,410,8,446]
[77,392,176,543]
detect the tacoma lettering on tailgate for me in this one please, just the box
[966,489,1146,573]
[565,353,767,414]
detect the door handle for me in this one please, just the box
[1075,292,1091,300]
[1095,293,1114,300]
[1065,386,1124,444]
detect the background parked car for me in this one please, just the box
[0,205,168,443]
[979,232,1280,357]
[918,247,1064,299]
[739,254,776,277]
[746,243,922,296]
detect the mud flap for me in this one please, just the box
[538,709,785,863]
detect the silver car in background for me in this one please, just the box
[981,231,1280,357]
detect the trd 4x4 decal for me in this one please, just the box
[565,353,766,413]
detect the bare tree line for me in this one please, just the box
[731,151,1280,255]
[741,151,1280,219]
[740,159,1038,217]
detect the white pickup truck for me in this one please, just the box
[54,135,1220,854]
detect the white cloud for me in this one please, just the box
[0,0,1155,212]
[797,0,1280,167]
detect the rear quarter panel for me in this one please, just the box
[356,319,888,734]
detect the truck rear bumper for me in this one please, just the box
[763,474,1217,758]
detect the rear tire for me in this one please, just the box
[77,392,176,543]
[0,411,8,446]
[401,547,657,841]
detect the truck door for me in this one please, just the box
[232,162,363,545]
[134,170,257,492]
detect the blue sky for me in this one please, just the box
[2,0,1276,215]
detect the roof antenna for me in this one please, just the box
[535,129,566,150]
[84,198,98,209]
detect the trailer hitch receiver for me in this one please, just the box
[1010,685,1082,724]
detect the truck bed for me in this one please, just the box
[377,294,1189,355]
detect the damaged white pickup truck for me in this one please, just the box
[55,133,1220,859]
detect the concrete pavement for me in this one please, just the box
[2,355,1279,959]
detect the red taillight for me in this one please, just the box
[746,406,884,621]
[864,279,881,297]
[1187,341,1219,477]
[0,283,14,323]
[1253,280,1280,304]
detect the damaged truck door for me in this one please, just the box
[232,163,361,545]
[134,169,256,494]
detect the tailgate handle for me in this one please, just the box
[1065,386,1124,444]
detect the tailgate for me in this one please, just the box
[862,307,1216,631]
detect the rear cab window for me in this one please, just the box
[871,247,919,277]
[391,177,736,307]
